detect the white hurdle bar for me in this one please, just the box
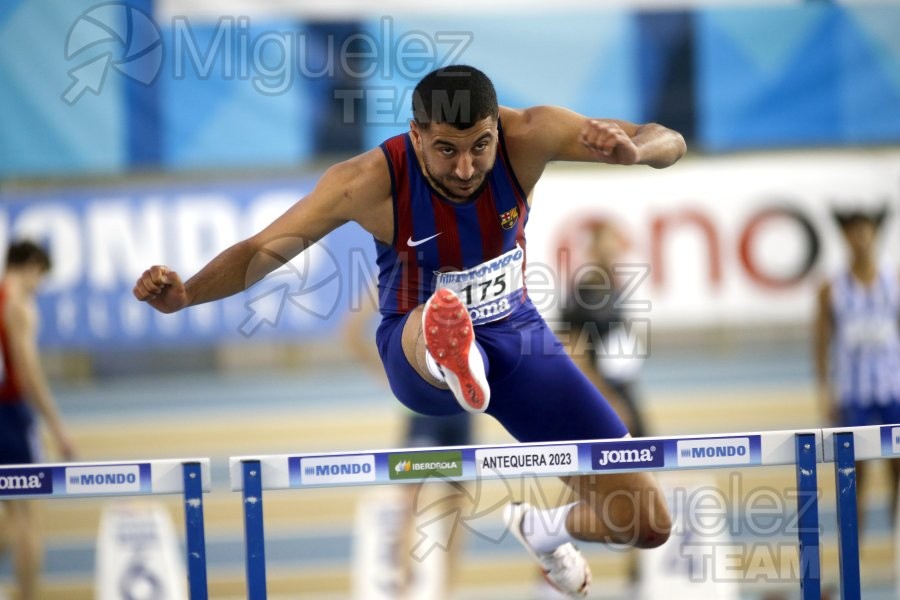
[231,428,824,600]
[0,458,212,599]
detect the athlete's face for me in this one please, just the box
[841,219,877,259]
[411,117,498,202]
[20,264,48,295]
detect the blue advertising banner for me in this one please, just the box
[0,177,379,349]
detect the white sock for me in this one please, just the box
[522,502,580,554]
[424,349,445,382]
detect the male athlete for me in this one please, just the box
[815,207,900,539]
[134,65,685,596]
[0,241,76,600]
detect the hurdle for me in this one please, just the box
[821,424,900,600]
[230,428,824,599]
[0,458,212,599]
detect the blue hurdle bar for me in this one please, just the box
[232,428,823,597]
[0,458,211,600]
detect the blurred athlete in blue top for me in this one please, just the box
[815,207,900,535]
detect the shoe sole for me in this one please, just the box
[422,289,487,412]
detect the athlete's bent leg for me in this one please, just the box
[489,313,671,594]
[400,290,490,413]
[400,305,442,387]
[563,471,671,548]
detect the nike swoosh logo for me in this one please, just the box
[407,233,442,247]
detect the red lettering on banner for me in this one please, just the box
[651,209,721,288]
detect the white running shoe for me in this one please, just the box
[505,502,591,598]
[421,288,490,413]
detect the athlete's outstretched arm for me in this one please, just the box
[134,149,390,314]
[501,106,685,180]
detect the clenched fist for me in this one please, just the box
[579,120,641,165]
[133,265,189,314]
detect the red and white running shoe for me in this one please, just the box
[421,288,490,413]
[505,502,591,598]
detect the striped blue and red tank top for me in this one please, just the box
[0,287,24,404]
[376,121,529,318]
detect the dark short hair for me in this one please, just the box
[6,240,51,272]
[412,65,499,129]
[832,206,888,230]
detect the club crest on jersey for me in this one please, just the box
[499,207,519,230]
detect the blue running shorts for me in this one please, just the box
[0,402,40,465]
[377,300,628,444]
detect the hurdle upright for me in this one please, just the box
[821,424,900,600]
[230,428,823,599]
[0,457,212,599]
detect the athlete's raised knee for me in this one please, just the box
[632,509,671,548]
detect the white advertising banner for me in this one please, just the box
[528,149,900,328]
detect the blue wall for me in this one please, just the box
[1,3,899,178]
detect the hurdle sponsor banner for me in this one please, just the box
[475,444,579,477]
[0,466,54,496]
[2,460,210,498]
[591,439,664,471]
[880,425,900,457]
[388,450,463,481]
[671,435,762,468]
[292,454,377,486]
[63,463,151,495]
[232,429,825,490]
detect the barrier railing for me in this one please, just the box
[0,458,212,599]
[822,424,900,600]
[9,427,891,598]
[230,428,825,600]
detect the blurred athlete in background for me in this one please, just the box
[815,207,900,536]
[558,220,647,438]
[0,241,76,600]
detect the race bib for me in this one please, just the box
[434,246,525,325]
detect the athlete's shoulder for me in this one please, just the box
[497,106,564,194]
[2,293,37,334]
[325,146,391,190]
[311,147,392,226]
[498,106,546,142]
